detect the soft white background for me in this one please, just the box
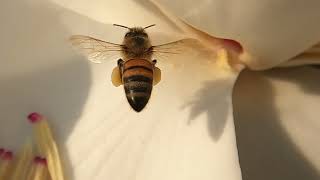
[1,0,320,180]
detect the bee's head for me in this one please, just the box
[123,27,150,49]
[113,24,155,57]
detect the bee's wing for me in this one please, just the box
[152,38,198,54]
[151,38,204,62]
[69,35,123,63]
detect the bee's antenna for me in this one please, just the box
[113,24,131,29]
[144,24,156,29]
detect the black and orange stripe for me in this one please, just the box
[121,59,154,112]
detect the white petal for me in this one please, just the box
[0,0,242,180]
[234,66,320,180]
[279,42,320,67]
[49,0,182,36]
[154,0,320,70]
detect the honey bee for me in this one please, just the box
[70,24,192,112]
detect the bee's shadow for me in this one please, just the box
[181,79,233,141]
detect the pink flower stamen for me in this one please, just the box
[33,156,47,166]
[2,151,13,161]
[0,148,4,156]
[40,158,47,166]
[34,156,43,163]
[27,112,43,123]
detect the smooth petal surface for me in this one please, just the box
[233,66,320,180]
[154,0,320,70]
[279,43,320,67]
[48,0,184,37]
[0,0,242,180]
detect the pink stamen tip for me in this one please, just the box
[2,151,13,160]
[34,156,42,163]
[0,148,4,155]
[41,158,47,166]
[28,112,43,123]
[33,156,47,166]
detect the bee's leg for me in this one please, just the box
[152,59,161,85]
[117,59,124,67]
[111,59,124,87]
[152,59,157,65]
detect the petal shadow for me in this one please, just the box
[233,68,320,180]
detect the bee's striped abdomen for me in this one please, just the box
[122,59,154,112]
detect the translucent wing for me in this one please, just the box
[152,38,199,54]
[69,35,123,63]
[151,38,203,61]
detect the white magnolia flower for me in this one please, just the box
[0,0,319,180]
